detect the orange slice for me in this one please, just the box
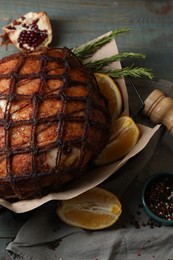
[95,73,122,119]
[56,187,122,230]
[95,116,140,165]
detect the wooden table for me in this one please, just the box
[0,0,173,258]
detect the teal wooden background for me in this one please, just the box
[0,0,172,81]
[0,0,173,258]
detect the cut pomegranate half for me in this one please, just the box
[0,12,52,51]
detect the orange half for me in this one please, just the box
[95,116,140,165]
[56,187,122,230]
[95,73,123,120]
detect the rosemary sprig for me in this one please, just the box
[72,27,153,79]
[84,52,146,71]
[72,27,130,59]
[102,66,153,79]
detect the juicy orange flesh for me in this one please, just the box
[108,118,139,160]
[109,127,139,155]
[56,187,122,230]
[94,74,140,165]
[99,80,119,114]
[95,73,122,119]
[63,208,118,228]
[95,116,140,165]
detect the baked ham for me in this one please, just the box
[0,47,110,200]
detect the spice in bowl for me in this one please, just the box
[142,172,173,225]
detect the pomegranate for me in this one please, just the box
[0,12,52,51]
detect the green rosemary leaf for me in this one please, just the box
[84,52,146,71]
[72,27,153,80]
[72,27,130,59]
[101,66,153,79]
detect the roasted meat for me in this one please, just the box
[0,47,110,200]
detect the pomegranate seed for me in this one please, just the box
[23,24,29,29]
[13,20,21,26]
[6,26,16,30]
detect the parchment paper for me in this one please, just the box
[0,33,160,213]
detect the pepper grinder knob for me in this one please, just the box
[143,89,173,136]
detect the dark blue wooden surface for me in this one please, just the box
[0,0,173,258]
[0,0,172,80]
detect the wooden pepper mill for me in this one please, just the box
[143,89,173,136]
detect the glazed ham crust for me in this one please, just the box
[0,47,110,200]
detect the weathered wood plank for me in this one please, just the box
[0,0,172,80]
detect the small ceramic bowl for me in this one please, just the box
[141,172,173,226]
